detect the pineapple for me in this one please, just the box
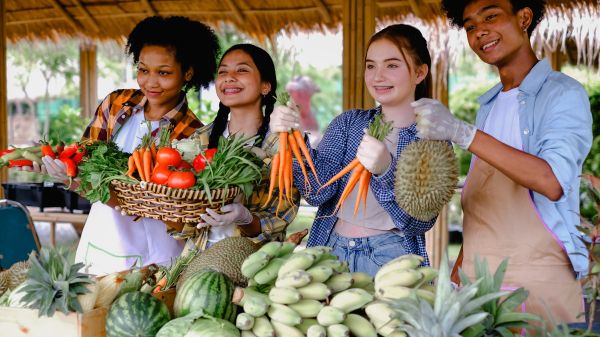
[389,254,509,337]
[19,247,93,317]
[459,257,541,337]
[7,260,31,289]
[0,271,8,294]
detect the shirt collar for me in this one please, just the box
[128,91,189,124]
[479,58,552,105]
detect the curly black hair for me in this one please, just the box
[208,44,277,149]
[126,16,221,92]
[441,0,546,36]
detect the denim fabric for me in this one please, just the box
[475,59,592,278]
[325,231,407,277]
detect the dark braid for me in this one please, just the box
[208,103,231,148]
[208,43,278,148]
[256,92,277,147]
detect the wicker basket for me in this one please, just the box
[110,180,241,224]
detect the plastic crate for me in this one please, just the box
[1,182,65,212]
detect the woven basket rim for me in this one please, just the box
[110,179,241,201]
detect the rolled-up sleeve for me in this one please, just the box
[535,86,592,202]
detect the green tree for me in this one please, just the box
[10,40,78,136]
[48,105,87,145]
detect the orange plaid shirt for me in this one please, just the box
[82,89,203,141]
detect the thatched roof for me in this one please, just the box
[5,0,599,67]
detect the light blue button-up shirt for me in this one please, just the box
[476,59,593,278]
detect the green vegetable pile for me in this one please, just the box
[195,134,263,203]
[76,141,133,203]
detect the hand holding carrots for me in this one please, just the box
[356,132,392,176]
[319,113,393,217]
[269,105,300,132]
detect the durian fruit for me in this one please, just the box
[178,237,259,288]
[7,261,31,289]
[395,140,458,221]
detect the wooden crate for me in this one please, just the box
[0,307,107,337]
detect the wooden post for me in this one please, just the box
[79,40,97,118]
[548,50,562,71]
[0,0,7,189]
[342,0,375,111]
[425,54,450,269]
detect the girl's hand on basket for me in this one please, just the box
[198,202,254,228]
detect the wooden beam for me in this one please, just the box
[79,40,97,119]
[223,0,246,24]
[49,0,84,30]
[342,0,375,110]
[72,0,101,32]
[140,0,158,16]
[312,0,332,23]
[0,0,7,189]
[407,0,422,17]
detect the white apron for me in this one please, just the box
[75,111,184,276]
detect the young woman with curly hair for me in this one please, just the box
[32,16,221,275]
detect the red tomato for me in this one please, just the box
[151,164,173,185]
[156,147,182,167]
[205,148,217,161]
[192,148,217,173]
[167,171,196,189]
[177,161,193,170]
[192,154,206,172]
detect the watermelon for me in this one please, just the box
[106,291,170,337]
[156,311,240,337]
[174,269,237,322]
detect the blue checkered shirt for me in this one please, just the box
[292,107,437,265]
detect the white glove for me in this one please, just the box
[356,132,392,176]
[411,98,477,150]
[41,156,68,182]
[269,105,299,133]
[198,203,253,228]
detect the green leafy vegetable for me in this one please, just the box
[76,141,133,203]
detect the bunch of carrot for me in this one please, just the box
[126,131,157,182]
[263,93,320,215]
[319,113,393,217]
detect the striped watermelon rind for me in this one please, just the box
[174,269,237,322]
[106,291,171,337]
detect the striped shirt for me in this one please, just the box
[174,124,300,250]
[292,107,437,265]
[82,89,202,142]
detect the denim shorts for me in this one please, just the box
[325,230,407,277]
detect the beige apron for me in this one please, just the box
[461,157,583,324]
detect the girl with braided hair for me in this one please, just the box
[182,44,299,250]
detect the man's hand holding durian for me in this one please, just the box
[411,98,477,150]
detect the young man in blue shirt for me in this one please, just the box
[413,0,591,324]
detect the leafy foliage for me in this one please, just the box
[20,246,93,317]
[459,257,540,337]
[391,253,509,337]
[75,141,132,203]
[47,105,87,145]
